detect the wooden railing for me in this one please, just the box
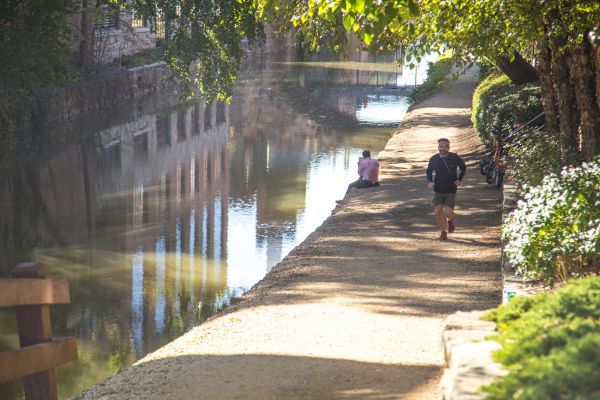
[0,262,78,400]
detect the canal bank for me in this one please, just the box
[75,67,503,400]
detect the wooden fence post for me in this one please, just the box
[11,262,57,400]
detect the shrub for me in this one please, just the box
[503,159,600,286]
[482,277,600,400]
[505,127,563,189]
[471,74,542,147]
[407,51,453,106]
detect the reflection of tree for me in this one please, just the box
[0,144,100,275]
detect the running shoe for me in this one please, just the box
[439,231,448,240]
[447,219,455,233]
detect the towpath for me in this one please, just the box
[76,68,502,400]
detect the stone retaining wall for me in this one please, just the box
[46,62,178,121]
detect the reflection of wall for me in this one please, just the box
[92,101,231,351]
[0,100,233,361]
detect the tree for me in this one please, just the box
[0,0,78,93]
[259,0,599,161]
[0,0,264,102]
[104,0,264,101]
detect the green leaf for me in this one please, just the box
[343,13,355,31]
[408,0,418,15]
[355,0,365,14]
[362,31,374,45]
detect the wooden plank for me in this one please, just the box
[11,261,62,400]
[0,338,78,384]
[0,279,70,307]
[12,262,58,400]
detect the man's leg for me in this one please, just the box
[445,194,456,233]
[346,179,374,194]
[434,205,447,231]
[346,179,360,194]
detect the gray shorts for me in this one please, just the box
[432,192,456,208]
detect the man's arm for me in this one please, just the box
[426,157,435,189]
[457,155,466,181]
[426,157,434,183]
[358,159,366,177]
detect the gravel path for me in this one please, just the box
[76,68,502,400]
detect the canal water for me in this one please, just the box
[0,48,435,399]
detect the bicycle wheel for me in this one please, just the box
[495,172,504,187]
[486,168,495,184]
[480,155,492,175]
[479,158,489,175]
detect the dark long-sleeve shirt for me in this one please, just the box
[426,153,466,193]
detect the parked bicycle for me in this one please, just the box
[479,144,505,187]
[478,112,545,188]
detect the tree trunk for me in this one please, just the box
[569,40,599,161]
[495,51,539,84]
[78,0,93,69]
[551,41,579,160]
[537,45,560,137]
[596,45,600,111]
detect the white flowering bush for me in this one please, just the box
[503,158,600,286]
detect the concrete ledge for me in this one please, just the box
[439,311,507,400]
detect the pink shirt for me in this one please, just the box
[358,157,379,182]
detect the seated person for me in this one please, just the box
[346,149,380,195]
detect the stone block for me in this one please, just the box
[440,340,507,400]
[449,340,502,370]
[443,329,495,367]
[444,311,496,332]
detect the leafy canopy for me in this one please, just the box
[258,0,599,63]
[124,0,264,101]
[0,0,264,101]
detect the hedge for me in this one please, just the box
[471,73,542,147]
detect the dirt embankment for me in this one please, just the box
[76,68,502,400]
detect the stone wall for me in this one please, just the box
[96,27,156,64]
[46,62,178,122]
[0,62,181,162]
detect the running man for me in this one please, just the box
[426,138,466,240]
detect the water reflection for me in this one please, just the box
[0,51,433,398]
